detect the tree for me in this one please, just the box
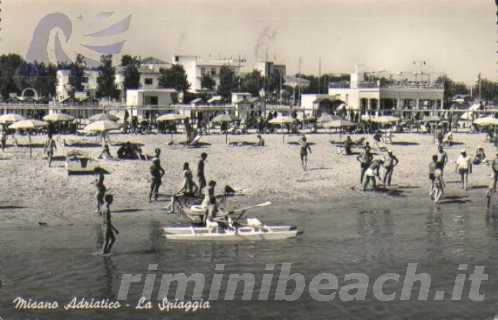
[218,65,239,99]
[159,64,190,92]
[436,75,469,102]
[68,54,86,94]
[97,55,119,99]
[240,70,263,96]
[201,73,216,91]
[478,79,498,102]
[0,54,24,99]
[121,55,140,90]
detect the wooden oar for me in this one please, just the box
[230,201,272,213]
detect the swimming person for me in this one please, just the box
[149,158,165,201]
[44,134,57,167]
[197,153,208,196]
[102,194,119,254]
[95,172,106,213]
[363,159,383,191]
[455,150,472,190]
[357,148,373,184]
[383,149,399,186]
[299,136,312,171]
[436,145,448,175]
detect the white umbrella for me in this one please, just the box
[211,114,234,123]
[473,116,498,127]
[157,113,190,143]
[43,113,74,122]
[156,113,189,122]
[9,119,48,158]
[84,120,121,132]
[0,113,25,124]
[88,113,119,122]
[269,115,296,143]
[9,119,48,130]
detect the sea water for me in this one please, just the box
[1,200,498,319]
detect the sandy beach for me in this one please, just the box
[0,131,493,226]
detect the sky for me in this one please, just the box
[1,0,496,84]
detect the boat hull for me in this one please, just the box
[163,225,298,241]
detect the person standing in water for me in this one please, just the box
[383,150,399,186]
[149,158,165,201]
[102,194,119,254]
[455,150,472,190]
[436,145,448,175]
[299,135,312,171]
[95,172,106,213]
[44,134,57,167]
[197,153,208,196]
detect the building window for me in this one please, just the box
[145,78,153,85]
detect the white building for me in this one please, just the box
[173,55,246,92]
[126,88,177,107]
[56,69,100,102]
[327,66,444,118]
[254,61,286,78]
[138,57,172,89]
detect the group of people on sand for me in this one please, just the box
[355,143,400,191]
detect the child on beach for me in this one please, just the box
[95,172,106,213]
[299,136,312,171]
[455,150,472,190]
[149,158,165,201]
[102,194,119,254]
[197,153,208,196]
[44,134,57,167]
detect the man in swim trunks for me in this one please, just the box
[102,194,119,254]
[436,145,448,175]
[455,150,472,190]
[299,135,312,171]
[357,148,373,184]
[383,149,399,186]
[197,153,208,196]
[149,158,165,201]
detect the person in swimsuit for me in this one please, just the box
[197,153,208,196]
[177,162,198,196]
[363,159,383,191]
[299,135,312,171]
[95,172,106,213]
[429,154,438,194]
[44,134,57,167]
[455,150,472,190]
[357,148,373,184]
[102,194,119,254]
[1,127,7,152]
[383,150,399,186]
[436,145,448,175]
[201,180,218,223]
[149,158,165,201]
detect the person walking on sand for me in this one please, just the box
[357,148,373,184]
[94,172,107,213]
[299,135,312,171]
[44,134,57,167]
[197,153,208,196]
[102,194,119,254]
[149,158,165,201]
[455,150,472,190]
[429,154,439,194]
[383,150,399,186]
[436,145,448,175]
